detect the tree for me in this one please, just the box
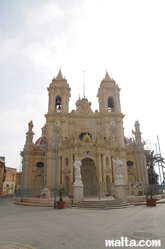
[146,150,165,184]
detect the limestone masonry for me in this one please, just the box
[20,70,148,197]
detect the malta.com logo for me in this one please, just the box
[105,237,161,247]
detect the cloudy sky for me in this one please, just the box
[0,0,165,171]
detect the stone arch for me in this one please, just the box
[81,158,97,196]
[55,96,62,112]
[108,97,114,112]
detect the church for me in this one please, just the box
[21,70,148,197]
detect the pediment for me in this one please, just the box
[75,98,93,114]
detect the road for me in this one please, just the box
[0,195,165,249]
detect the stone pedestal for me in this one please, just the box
[114,185,126,202]
[73,185,84,204]
[41,188,50,198]
[114,175,126,202]
[73,175,83,186]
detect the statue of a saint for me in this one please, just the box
[113,157,123,176]
[73,157,82,178]
[28,120,33,132]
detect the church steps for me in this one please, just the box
[71,199,134,209]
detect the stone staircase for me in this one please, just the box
[72,199,134,210]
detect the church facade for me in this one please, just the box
[21,70,148,196]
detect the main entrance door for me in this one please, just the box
[81,158,97,196]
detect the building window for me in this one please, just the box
[108,97,114,112]
[55,96,62,112]
[36,162,44,168]
[79,132,92,141]
[127,161,134,166]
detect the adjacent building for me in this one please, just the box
[0,157,6,195]
[2,167,17,194]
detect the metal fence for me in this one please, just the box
[144,184,165,195]
[14,183,165,198]
[15,185,54,197]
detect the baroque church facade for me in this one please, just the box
[21,70,148,196]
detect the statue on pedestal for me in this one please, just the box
[113,157,125,185]
[73,158,83,186]
[113,157,123,177]
[73,157,82,177]
[28,120,33,132]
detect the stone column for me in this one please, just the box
[61,156,65,185]
[98,154,102,182]
[69,155,73,195]
[70,155,73,183]
[47,152,54,189]
[102,154,106,183]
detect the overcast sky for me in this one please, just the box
[0,0,165,171]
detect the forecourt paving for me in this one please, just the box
[0,195,165,249]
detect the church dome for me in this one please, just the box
[35,136,46,146]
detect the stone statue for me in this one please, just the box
[28,120,33,132]
[111,132,115,141]
[73,158,83,186]
[113,157,123,176]
[73,157,82,178]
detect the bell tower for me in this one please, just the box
[97,71,124,147]
[47,69,71,114]
[97,71,121,114]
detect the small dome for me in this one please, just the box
[35,136,46,146]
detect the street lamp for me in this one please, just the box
[54,121,60,208]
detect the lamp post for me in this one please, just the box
[54,121,60,208]
[21,141,26,202]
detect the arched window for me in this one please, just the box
[108,97,114,112]
[55,96,62,112]
[79,132,92,141]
